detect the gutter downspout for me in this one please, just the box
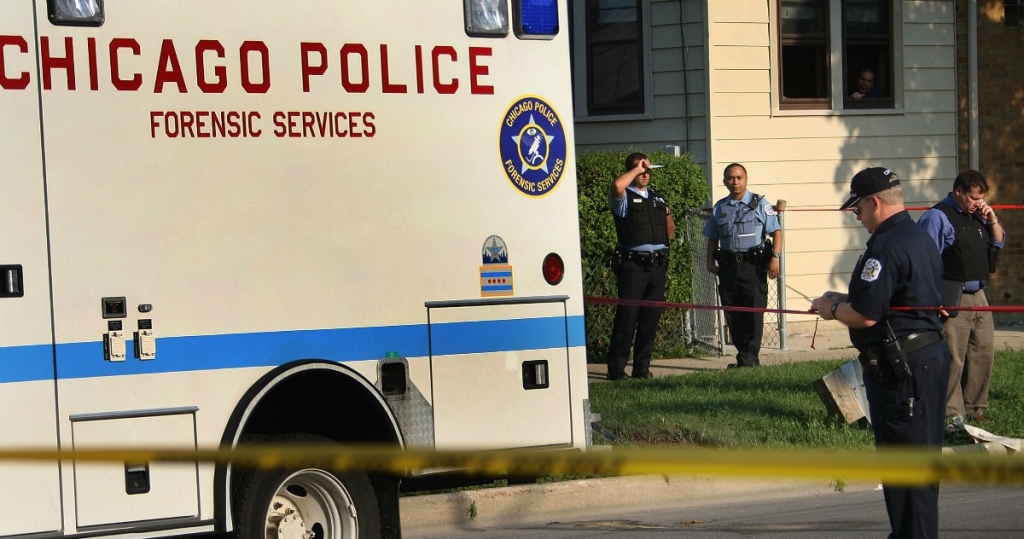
[969,0,980,170]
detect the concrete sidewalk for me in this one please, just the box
[400,474,874,532]
[588,324,1024,380]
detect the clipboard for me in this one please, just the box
[940,279,963,318]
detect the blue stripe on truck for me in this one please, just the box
[0,315,585,382]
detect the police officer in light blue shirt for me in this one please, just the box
[703,163,782,367]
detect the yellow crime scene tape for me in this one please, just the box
[1,444,1023,486]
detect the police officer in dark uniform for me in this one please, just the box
[703,163,782,367]
[811,167,950,539]
[606,152,675,380]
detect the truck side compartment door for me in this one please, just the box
[0,1,64,535]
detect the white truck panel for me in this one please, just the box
[1,0,588,535]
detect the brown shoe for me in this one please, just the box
[968,411,990,423]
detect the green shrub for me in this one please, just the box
[577,149,709,363]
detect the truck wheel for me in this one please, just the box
[232,434,381,539]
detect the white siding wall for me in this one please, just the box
[707,0,957,329]
[574,0,709,165]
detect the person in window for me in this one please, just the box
[849,67,881,100]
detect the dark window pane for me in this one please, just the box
[845,0,888,36]
[779,0,829,108]
[585,0,643,115]
[592,0,637,40]
[589,43,642,112]
[780,0,827,35]
[781,44,829,99]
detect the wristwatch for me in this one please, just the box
[772,252,782,259]
[830,302,839,319]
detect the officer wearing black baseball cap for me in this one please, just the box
[811,166,949,539]
[839,167,901,211]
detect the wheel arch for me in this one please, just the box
[213,360,404,533]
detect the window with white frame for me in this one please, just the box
[570,0,652,119]
[778,0,894,110]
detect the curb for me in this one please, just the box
[398,474,876,531]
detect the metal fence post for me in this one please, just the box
[778,210,788,350]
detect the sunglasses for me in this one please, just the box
[851,196,873,216]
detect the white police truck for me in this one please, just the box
[0,1,589,537]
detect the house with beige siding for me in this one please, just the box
[571,0,960,333]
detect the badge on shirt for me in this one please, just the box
[861,258,882,282]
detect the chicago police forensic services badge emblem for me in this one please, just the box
[498,96,568,197]
[861,258,882,282]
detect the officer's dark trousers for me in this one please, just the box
[716,258,767,366]
[865,340,950,539]
[607,256,667,378]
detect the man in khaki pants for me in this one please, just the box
[918,170,1006,429]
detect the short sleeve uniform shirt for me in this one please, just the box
[702,191,781,253]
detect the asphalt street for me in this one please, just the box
[404,484,1024,538]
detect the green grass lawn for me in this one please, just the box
[589,349,1024,450]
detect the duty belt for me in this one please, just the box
[717,249,761,264]
[897,330,944,354]
[618,249,669,265]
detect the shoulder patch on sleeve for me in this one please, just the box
[764,204,777,216]
[860,258,882,282]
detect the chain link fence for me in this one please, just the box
[582,208,783,363]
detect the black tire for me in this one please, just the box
[232,434,381,539]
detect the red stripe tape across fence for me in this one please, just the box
[583,296,1024,314]
[585,295,811,315]
[701,204,1024,212]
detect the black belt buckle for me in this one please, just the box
[733,253,744,264]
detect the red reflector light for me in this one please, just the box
[542,253,564,285]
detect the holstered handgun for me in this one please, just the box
[858,322,912,386]
[761,239,774,264]
[611,249,624,275]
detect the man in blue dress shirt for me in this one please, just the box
[918,170,1006,428]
